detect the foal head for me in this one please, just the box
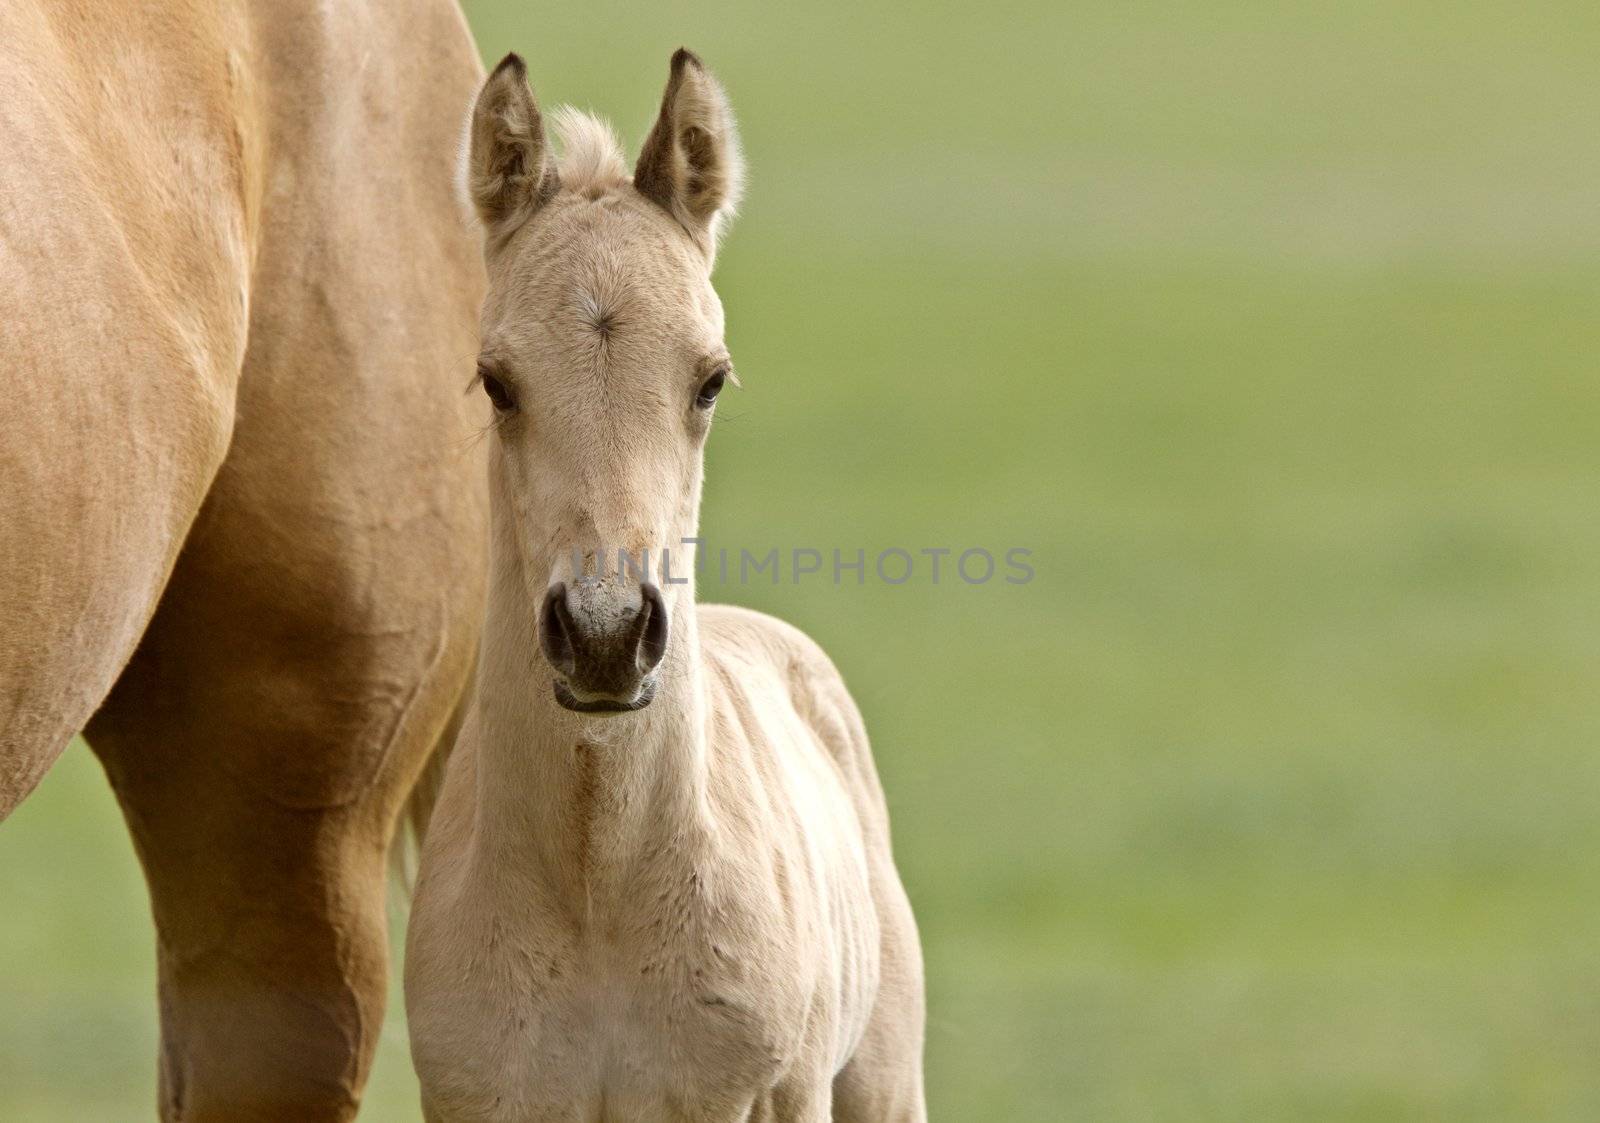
[464,50,743,714]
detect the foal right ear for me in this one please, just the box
[466,53,555,238]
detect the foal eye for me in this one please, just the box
[695,368,727,409]
[479,365,516,412]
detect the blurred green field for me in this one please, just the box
[7,1,1600,1119]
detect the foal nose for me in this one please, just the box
[539,580,668,710]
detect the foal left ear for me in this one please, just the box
[634,49,744,257]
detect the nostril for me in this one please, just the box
[635,582,669,673]
[539,584,576,676]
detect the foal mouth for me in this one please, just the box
[552,677,657,714]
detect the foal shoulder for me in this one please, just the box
[697,605,885,811]
[698,604,850,709]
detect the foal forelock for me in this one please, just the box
[549,107,629,196]
[456,104,628,228]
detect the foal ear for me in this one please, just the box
[633,49,744,255]
[466,53,555,237]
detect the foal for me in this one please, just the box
[405,51,926,1121]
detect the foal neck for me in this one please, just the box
[472,559,712,915]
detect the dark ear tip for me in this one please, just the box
[670,47,703,73]
[492,52,527,79]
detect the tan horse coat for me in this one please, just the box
[2,2,488,1117]
[405,53,926,1121]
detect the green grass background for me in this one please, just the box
[7,1,1600,1118]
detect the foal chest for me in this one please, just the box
[413,907,814,1122]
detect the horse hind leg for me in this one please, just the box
[86,550,477,1122]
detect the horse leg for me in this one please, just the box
[766,1059,836,1123]
[82,203,484,1118]
[87,720,391,1121]
[831,859,928,1123]
[85,533,479,1121]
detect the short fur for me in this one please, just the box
[1,2,488,1118]
[406,50,926,1122]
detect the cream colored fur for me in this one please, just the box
[406,50,926,1122]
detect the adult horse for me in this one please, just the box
[1,1,487,1118]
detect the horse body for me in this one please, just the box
[2,2,488,1117]
[1,0,255,798]
[406,53,925,1122]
